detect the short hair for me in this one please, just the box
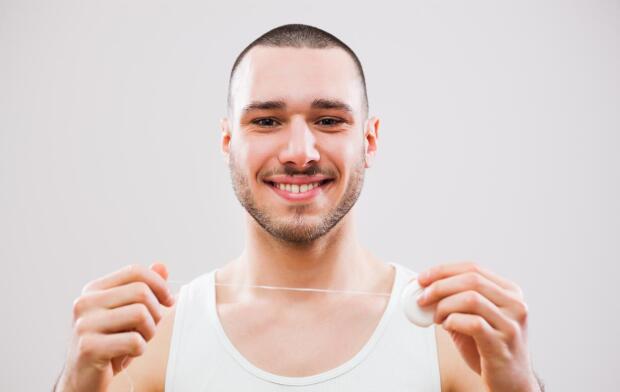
[227,23,369,119]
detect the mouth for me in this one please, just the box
[263,178,335,201]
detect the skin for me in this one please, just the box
[56,46,540,392]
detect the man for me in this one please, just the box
[55,24,543,391]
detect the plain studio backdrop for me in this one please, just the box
[1,0,618,390]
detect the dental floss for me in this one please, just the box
[167,279,392,297]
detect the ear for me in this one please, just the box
[220,117,232,164]
[363,116,380,168]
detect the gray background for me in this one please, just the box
[1,0,618,390]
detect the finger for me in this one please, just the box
[78,282,165,324]
[150,262,169,280]
[418,261,519,292]
[417,272,518,309]
[441,313,504,357]
[76,303,157,342]
[84,264,174,307]
[434,290,520,335]
[111,356,131,375]
[77,331,146,362]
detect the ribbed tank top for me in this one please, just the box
[164,261,441,391]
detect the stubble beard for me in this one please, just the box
[228,153,365,245]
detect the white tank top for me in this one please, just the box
[164,261,441,391]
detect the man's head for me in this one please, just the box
[227,24,369,121]
[220,24,379,245]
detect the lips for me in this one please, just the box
[263,176,334,201]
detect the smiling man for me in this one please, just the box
[55,24,543,392]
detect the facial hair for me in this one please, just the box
[228,151,365,245]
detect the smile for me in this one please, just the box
[263,178,334,201]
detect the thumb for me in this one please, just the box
[149,261,169,280]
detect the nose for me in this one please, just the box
[278,116,320,168]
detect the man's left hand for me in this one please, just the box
[416,261,540,392]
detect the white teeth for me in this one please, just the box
[273,181,322,193]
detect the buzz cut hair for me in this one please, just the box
[226,23,369,119]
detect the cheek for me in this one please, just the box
[235,136,277,180]
[319,135,362,173]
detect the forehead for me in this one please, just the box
[231,46,363,117]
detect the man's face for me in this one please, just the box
[222,46,378,244]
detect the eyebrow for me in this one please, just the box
[241,98,353,115]
[241,100,286,114]
[311,98,353,113]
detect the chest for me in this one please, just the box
[216,295,390,377]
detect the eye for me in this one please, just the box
[251,118,280,127]
[317,117,344,127]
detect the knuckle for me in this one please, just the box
[152,304,163,324]
[465,290,481,307]
[129,332,146,355]
[125,264,144,278]
[504,320,521,342]
[77,335,95,359]
[442,313,452,327]
[133,304,150,324]
[516,300,529,323]
[466,272,484,289]
[466,261,481,273]
[142,320,156,341]
[131,283,162,322]
[471,317,486,333]
[134,282,151,301]
[74,317,88,335]
[72,296,88,319]
[434,303,446,324]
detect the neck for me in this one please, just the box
[232,208,374,291]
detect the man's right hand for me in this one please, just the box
[55,262,175,392]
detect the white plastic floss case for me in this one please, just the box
[401,278,437,327]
